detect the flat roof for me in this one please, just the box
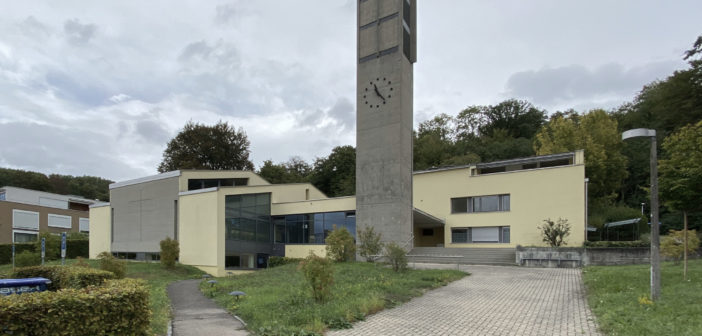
[413,151,577,175]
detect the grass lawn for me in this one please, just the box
[583,259,702,336]
[201,262,467,335]
[0,259,204,336]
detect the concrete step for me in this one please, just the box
[408,247,516,266]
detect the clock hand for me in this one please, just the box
[374,84,385,101]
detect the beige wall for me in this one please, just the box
[219,184,326,204]
[179,170,271,191]
[413,162,586,248]
[0,200,87,244]
[89,205,111,258]
[272,197,355,216]
[414,227,444,247]
[178,191,225,276]
[285,244,327,258]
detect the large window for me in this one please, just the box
[451,194,510,214]
[12,210,39,230]
[272,211,356,244]
[189,178,248,191]
[451,226,510,244]
[48,214,72,228]
[225,193,271,242]
[13,230,38,243]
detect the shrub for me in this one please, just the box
[358,226,383,262]
[33,232,61,261]
[584,240,650,248]
[384,242,407,272]
[66,239,89,259]
[14,251,41,268]
[0,243,35,264]
[0,278,151,335]
[661,230,700,262]
[74,256,91,268]
[298,253,334,303]
[268,256,302,268]
[160,237,179,268]
[326,226,356,262]
[97,251,126,278]
[539,218,571,247]
[11,265,115,290]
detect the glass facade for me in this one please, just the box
[225,193,271,242]
[272,211,356,244]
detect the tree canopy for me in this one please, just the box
[158,121,254,173]
[258,157,312,184]
[660,120,702,213]
[309,146,356,197]
[0,168,112,201]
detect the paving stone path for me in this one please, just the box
[328,264,600,336]
[167,279,249,336]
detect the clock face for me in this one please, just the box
[362,77,394,109]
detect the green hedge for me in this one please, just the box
[11,265,115,291]
[268,256,302,268]
[0,278,151,336]
[0,239,88,265]
[0,243,35,264]
[584,240,649,248]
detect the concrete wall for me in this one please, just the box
[285,244,327,258]
[516,247,652,267]
[356,0,414,248]
[110,176,179,253]
[178,190,224,276]
[0,200,87,244]
[413,161,586,248]
[89,205,111,258]
[272,197,355,216]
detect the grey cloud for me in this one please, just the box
[504,61,681,108]
[20,16,49,37]
[328,97,354,129]
[63,19,97,45]
[215,4,238,25]
[45,70,109,106]
[136,120,170,144]
[0,122,143,180]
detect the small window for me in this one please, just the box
[79,218,90,232]
[422,228,434,236]
[48,214,72,229]
[451,229,468,243]
[0,192,5,201]
[451,198,468,213]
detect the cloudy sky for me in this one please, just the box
[1,1,700,182]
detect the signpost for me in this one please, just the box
[11,244,15,271]
[41,238,45,266]
[61,232,67,265]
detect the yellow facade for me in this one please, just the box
[88,205,111,259]
[285,244,328,258]
[413,154,586,248]
[178,190,226,276]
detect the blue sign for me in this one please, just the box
[61,232,67,259]
[11,244,15,268]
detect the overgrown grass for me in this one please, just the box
[583,259,702,336]
[201,262,467,335]
[0,259,204,336]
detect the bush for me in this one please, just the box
[160,237,179,268]
[358,226,383,262]
[0,243,35,264]
[298,253,334,303]
[268,256,302,268]
[33,232,62,261]
[326,226,356,262]
[384,242,407,272]
[0,278,151,335]
[584,240,650,248]
[11,265,115,290]
[14,251,41,268]
[661,230,700,262]
[97,251,126,278]
[539,218,571,247]
[66,239,89,259]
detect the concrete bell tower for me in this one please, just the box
[356,0,416,247]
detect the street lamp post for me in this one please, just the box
[622,128,660,301]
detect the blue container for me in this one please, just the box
[0,277,52,296]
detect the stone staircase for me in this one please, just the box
[407,247,517,266]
